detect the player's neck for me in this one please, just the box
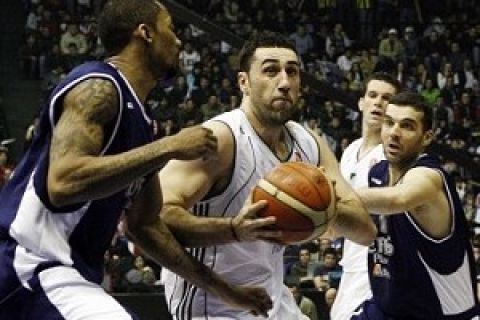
[358,127,381,159]
[242,105,288,158]
[388,158,416,186]
[105,54,156,103]
[242,105,284,144]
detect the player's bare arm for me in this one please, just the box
[48,78,217,207]
[125,175,273,317]
[313,132,376,246]
[357,167,450,238]
[160,121,279,247]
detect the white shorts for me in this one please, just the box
[35,266,133,320]
[178,285,309,320]
[330,271,372,320]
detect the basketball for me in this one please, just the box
[253,162,336,244]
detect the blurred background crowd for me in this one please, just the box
[1,0,480,319]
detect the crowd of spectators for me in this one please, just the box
[6,0,480,318]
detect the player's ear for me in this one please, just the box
[238,72,250,96]
[135,24,153,44]
[422,129,434,147]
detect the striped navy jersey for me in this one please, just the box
[367,154,479,319]
[0,61,154,285]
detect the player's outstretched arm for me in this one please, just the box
[47,78,217,207]
[313,132,377,246]
[160,121,280,247]
[126,176,273,317]
[356,167,450,238]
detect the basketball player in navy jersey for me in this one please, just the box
[0,0,273,319]
[159,31,376,320]
[354,91,479,319]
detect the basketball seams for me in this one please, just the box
[283,162,331,209]
[257,179,328,227]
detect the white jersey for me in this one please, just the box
[338,138,384,272]
[330,138,384,320]
[163,109,318,320]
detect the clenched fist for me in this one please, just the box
[167,125,218,161]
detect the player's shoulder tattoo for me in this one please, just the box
[64,77,119,125]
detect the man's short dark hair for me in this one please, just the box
[238,31,298,72]
[323,247,337,258]
[98,0,163,55]
[389,91,433,131]
[363,72,402,96]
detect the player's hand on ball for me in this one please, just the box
[231,194,282,242]
[167,125,218,161]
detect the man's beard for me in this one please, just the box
[257,105,297,127]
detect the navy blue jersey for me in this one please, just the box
[0,61,154,287]
[367,154,479,319]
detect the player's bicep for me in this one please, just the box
[397,168,443,209]
[49,78,119,163]
[160,159,216,210]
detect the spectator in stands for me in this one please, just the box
[177,98,202,128]
[337,48,355,73]
[326,23,351,57]
[191,76,213,106]
[179,41,201,78]
[313,248,343,291]
[59,23,88,56]
[201,94,223,121]
[454,91,477,125]
[286,247,319,286]
[287,281,319,320]
[401,26,419,67]
[420,78,441,105]
[448,41,467,73]
[436,62,458,90]
[25,4,43,32]
[289,25,315,61]
[457,59,478,90]
[167,75,189,106]
[378,28,404,71]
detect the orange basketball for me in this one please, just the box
[253,162,336,244]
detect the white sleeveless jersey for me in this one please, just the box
[163,109,318,320]
[339,138,384,272]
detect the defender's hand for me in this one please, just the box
[167,125,218,161]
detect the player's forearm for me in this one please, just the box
[161,204,237,247]
[48,137,179,207]
[127,218,233,297]
[356,187,408,215]
[332,198,376,246]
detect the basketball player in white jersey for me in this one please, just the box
[330,73,401,320]
[158,31,376,320]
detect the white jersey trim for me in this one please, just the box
[404,168,455,244]
[418,251,476,315]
